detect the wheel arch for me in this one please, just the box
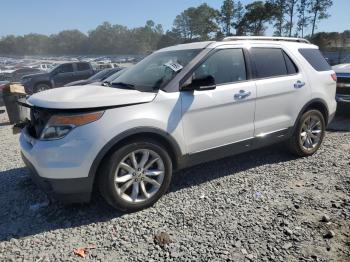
[294,98,330,130]
[35,81,52,89]
[89,127,182,183]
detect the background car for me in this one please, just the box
[332,63,350,108]
[21,62,94,94]
[11,68,43,82]
[64,67,123,87]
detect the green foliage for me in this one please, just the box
[220,0,235,36]
[0,0,336,55]
[309,31,350,50]
[309,0,333,36]
[172,4,219,41]
[238,1,275,36]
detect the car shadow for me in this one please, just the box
[0,144,296,242]
[0,121,11,127]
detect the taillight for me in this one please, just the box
[331,73,337,82]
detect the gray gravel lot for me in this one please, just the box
[0,106,349,262]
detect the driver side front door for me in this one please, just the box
[52,64,75,87]
[181,47,257,155]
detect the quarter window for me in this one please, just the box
[299,48,331,72]
[283,51,298,74]
[193,49,247,85]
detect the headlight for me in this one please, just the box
[40,111,104,140]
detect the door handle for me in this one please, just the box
[234,90,251,100]
[294,80,305,89]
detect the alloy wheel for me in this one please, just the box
[299,114,323,151]
[114,149,165,203]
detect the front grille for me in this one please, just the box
[337,77,350,84]
[28,108,52,138]
[337,76,350,95]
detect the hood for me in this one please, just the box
[22,72,49,80]
[332,63,350,74]
[27,84,157,109]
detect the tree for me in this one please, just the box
[308,0,333,36]
[239,1,275,36]
[269,0,287,36]
[172,4,219,41]
[220,0,235,36]
[49,30,88,55]
[234,1,245,35]
[173,7,197,40]
[296,0,311,37]
[285,0,298,36]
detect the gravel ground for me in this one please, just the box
[0,106,349,262]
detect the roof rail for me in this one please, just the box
[223,36,310,44]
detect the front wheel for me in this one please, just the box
[34,83,50,93]
[289,109,326,157]
[98,139,173,212]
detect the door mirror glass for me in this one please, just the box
[181,74,216,91]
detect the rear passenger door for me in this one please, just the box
[181,47,257,153]
[250,46,311,137]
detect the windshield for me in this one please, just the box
[111,49,201,92]
[48,64,61,73]
[89,69,112,81]
[104,68,127,83]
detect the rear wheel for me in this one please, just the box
[289,109,326,157]
[98,139,172,212]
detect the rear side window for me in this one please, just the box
[77,63,91,71]
[193,48,247,85]
[251,48,288,78]
[299,48,331,71]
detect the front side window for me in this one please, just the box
[111,49,201,92]
[55,64,73,73]
[193,49,247,85]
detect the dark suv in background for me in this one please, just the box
[21,62,94,94]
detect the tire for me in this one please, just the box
[34,83,50,93]
[98,139,173,212]
[289,109,326,157]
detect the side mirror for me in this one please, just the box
[181,75,216,91]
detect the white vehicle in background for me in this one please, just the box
[20,37,337,212]
[35,63,54,71]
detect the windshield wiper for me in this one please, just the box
[111,82,135,89]
[102,81,111,87]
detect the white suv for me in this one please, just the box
[20,37,337,211]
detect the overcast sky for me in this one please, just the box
[1,0,349,37]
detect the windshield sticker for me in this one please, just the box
[164,61,183,72]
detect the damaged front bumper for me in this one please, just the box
[19,123,102,204]
[21,151,93,203]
